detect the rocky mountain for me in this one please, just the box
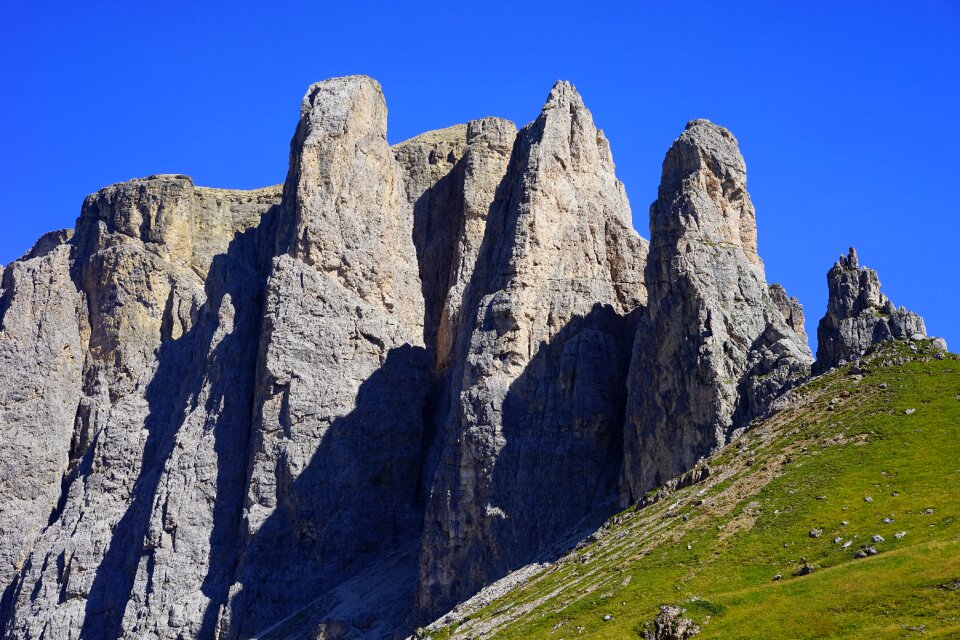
[0,75,942,640]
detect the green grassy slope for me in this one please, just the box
[424,341,960,639]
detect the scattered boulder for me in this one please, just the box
[642,605,701,640]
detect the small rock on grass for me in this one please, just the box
[894,531,906,539]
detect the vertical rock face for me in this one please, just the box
[769,283,808,343]
[6,176,279,638]
[1,175,281,640]
[221,76,431,639]
[621,120,812,503]
[4,76,922,640]
[814,248,927,372]
[416,81,648,618]
[0,232,86,606]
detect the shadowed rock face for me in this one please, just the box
[814,248,927,373]
[0,77,930,640]
[1,175,282,640]
[621,120,812,504]
[415,81,648,620]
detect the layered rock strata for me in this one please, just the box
[814,247,928,372]
[621,120,812,503]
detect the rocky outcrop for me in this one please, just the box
[621,120,812,503]
[220,76,431,639]
[769,283,807,343]
[814,248,928,372]
[416,81,648,619]
[1,75,936,640]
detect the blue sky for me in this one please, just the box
[1,1,957,352]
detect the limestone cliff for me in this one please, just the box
[0,77,936,640]
[621,120,812,503]
[2,176,282,639]
[416,81,647,619]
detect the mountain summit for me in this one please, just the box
[0,76,945,639]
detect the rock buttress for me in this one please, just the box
[220,76,431,639]
[3,175,281,640]
[416,81,648,619]
[621,120,812,503]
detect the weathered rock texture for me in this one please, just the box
[0,231,86,606]
[416,81,648,619]
[769,283,807,343]
[0,77,934,640]
[814,247,927,373]
[621,120,812,503]
[2,175,282,640]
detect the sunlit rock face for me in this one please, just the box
[415,81,648,619]
[1,175,282,640]
[621,120,812,504]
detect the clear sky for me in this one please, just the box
[2,1,957,353]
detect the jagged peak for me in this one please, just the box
[295,75,388,146]
[653,119,758,265]
[837,246,860,270]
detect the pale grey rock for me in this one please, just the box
[394,123,470,365]
[814,248,927,373]
[768,283,808,343]
[622,120,812,503]
[641,605,700,639]
[3,176,282,640]
[220,76,430,639]
[416,81,648,619]
[0,231,86,605]
[433,117,518,373]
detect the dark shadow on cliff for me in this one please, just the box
[420,303,638,617]
[223,344,429,640]
[78,206,279,640]
[413,111,643,620]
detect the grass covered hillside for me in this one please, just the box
[422,340,960,639]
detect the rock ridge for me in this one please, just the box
[0,77,938,640]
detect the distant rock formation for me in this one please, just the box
[0,77,935,640]
[814,247,928,373]
[621,120,812,503]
